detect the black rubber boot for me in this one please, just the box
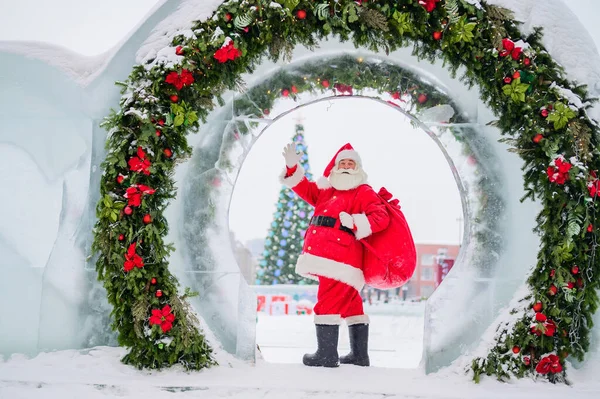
[339,323,370,366]
[303,324,340,367]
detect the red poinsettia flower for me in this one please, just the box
[128,147,152,175]
[149,304,176,333]
[214,40,242,63]
[419,0,441,12]
[502,38,515,52]
[123,242,144,272]
[165,69,195,91]
[334,83,353,95]
[535,354,562,374]
[124,184,156,207]
[546,157,572,185]
[531,319,556,337]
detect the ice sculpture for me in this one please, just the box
[0,0,598,376]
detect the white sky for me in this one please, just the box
[1,0,598,246]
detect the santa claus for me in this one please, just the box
[279,142,390,367]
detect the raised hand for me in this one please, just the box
[282,143,302,168]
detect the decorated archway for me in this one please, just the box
[92,0,599,383]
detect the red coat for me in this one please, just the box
[280,165,390,291]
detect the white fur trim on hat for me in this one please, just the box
[316,176,332,189]
[295,253,365,291]
[278,164,305,188]
[352,213,372,240]
[345,315,370,325]
[314,314,342,325]
[335,149,361,166]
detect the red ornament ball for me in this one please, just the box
[503,76,512,84]
[577,278,584,288]
[523,57,531,66]
[512,346,520,354]
[124,206,133,215]
[156,289,163,297]
[143,214,152,224]
[512,71,521,79]
[541,109,549,118]
[417,93,428,104]
[164,148,173,158]
[567,281,575,289]
[533,134,544,143]
[571,265,579,274]
[291,85,298,94]
[548,285,558,296]
[296,10,307,20]
[243,27,250,33]
[321,80,330,88]
[263,109,270,115]
[118,234,125,241]
[533,302,543,312]
[432,31,442,40]
[156,129,161,137]
[523,356,531,366]
[282,89,290,97]
[170,95,179,102]
[151,278,157,285]
[116,175,124,184]
[225,13,232,22]
[550,269,556,278]
[175,46,184,56]
[157,119,165,126]
[588,224,594,232]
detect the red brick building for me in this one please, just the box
[405,243,460,298]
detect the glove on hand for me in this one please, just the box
[282,143,302,168]
[339,211,354,229]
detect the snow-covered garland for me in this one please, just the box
[94,0,600,382]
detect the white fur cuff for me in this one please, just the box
[316,176,331,189]
[314,314,342,325]
[345,315,370,325]
[278,164,305,188]
[352,213,372,240]
[295,253,365,291]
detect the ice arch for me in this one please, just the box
[0,0,598,377]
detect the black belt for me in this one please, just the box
[310,215,354,235]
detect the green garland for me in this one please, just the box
[94,0,600,382]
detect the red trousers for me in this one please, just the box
[313,277,366,323]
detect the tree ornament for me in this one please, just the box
[263,109,270,115]
[124,206,133,215]
[116,175,125,184]
[572,265,579,274]
[523,356,531,366]
[433,31,442,40]
[567,281,575,289]
[170,95,179,102]
[157,119,165,126]
[291,85,298,93]
[548,285,558,296]
[541,109,549,118]
[296,10,307,20]
[512,346,520,354]
[503,76,512,84]
[164,148,173,158]
[321,80,330,88]
[417,93,428,104]
[523,57,531,66]
[577,278,584,288]
[533,302,543,312]
[156,129,161,137]
[550,269,556,278]
[588,224,594,232]
[151,278,157,284]
[512,71,520,79]
[282,89,290,97]
[156,289,163,297]
[143,214,152,224]
[533,134,543,143]
[225,13,232,22]
[118,234,125,241]
[175,46,184,56]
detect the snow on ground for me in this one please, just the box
[1,307,599,399]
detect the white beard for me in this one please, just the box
[329,166,368,190]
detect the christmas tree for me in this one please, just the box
[256,120,316,285]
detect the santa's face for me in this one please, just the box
[329,158,367,190]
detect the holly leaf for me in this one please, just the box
[502,78,529,103]
[547,102,577,130]
[185,110,199,126]
[174,114,185,127]
[450,16,476,43]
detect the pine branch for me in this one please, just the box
[445,0,461,25]
[132,296,149,339]
[485,4,514,21]
[359,9,389,32]
[569,120,593,162]
[269,35,295,62]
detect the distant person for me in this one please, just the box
[280,142,390,367]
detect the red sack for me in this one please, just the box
[361,187,417,289]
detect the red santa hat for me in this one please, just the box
[323,143,362,178]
